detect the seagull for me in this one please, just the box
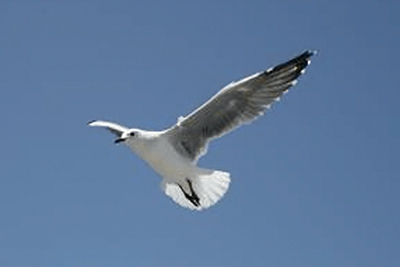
[88,50,315,210]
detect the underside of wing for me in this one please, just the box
[88,120,128,137]
[168,50,315,161]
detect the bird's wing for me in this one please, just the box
[87,120,128,137]
[167,50,315,161]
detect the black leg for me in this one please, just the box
[178,179,200,207]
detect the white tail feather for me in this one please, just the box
[161,169,231,210]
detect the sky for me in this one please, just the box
[1,0,400,266]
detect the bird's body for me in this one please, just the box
[89,50,315,210]
[128,129,194,182]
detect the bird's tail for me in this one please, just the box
[161,168,231,210]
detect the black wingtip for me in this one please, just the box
[87,120,97,126]
[302,49,318,59]
[269,49,316,75]
[299,49,317,60]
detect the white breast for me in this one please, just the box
[128,134,194,181]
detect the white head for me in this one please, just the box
[114,129,140,144]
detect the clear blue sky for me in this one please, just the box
[1,1,399,266]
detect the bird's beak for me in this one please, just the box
[114,137,126,144]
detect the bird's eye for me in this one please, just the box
[130,132,136,137]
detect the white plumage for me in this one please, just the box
[88,50,315,210]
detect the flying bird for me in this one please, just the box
[88,50,315,210]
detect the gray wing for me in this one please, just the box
[88,120,128,137]
[167,50,315,161]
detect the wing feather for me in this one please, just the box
[88,120,128,137]
[167,50,315,161]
